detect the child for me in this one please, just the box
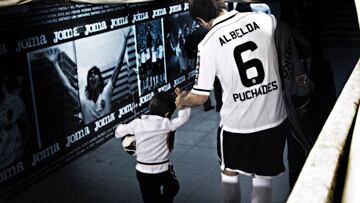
[115,92,191,203]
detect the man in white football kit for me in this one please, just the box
[176,0,289,202]
[115,92,191,203]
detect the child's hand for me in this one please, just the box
[175,87,184,96]
[175,88,188,109]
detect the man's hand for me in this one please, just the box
[175,87,188,109]
[175,87,209,108]
[44,48,60,63]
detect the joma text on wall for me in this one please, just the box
[0,1,197,200]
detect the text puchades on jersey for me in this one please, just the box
[233,80,278,102]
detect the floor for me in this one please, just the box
[8,105,290,203]
[7,45,359,203]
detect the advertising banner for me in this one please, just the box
[0,1,198,200]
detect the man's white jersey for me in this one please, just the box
[192,10,287,133]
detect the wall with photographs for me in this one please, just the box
[0,1,198,200]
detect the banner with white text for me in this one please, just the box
[0,1,198,200]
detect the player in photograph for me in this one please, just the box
[143,23,158,90]
[138,48,147,91]
[45,27,131,124]
[167,27,188,75]
[0,74,28,169]
[155,36,165,84]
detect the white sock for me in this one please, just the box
[221,173,241,203]
[251,177,272,203]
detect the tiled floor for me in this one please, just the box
[8,106,290,203]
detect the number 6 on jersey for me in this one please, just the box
[233,41,265,87]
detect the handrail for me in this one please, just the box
[0,0,32,7]
[342,106,360,203]
[287,58,360,203]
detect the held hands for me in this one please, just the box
[175,87,188,109]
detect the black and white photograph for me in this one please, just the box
[27,42,82,148]
[163,12,194,82]
[0,59,35,171]
[74,26,137,125]
[27,26,136,148]
[135,19,166,95]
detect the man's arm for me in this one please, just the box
[44,48,78,100]
[102,27,132,99]
[175,88,209,109]
[166,33,176,52]
[110,27,132,87]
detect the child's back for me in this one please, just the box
[115,92,190,203]
[116,107,190,172]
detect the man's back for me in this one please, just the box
[194,10,287,133]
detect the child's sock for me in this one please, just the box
[221,173,241,203]
[251,176,272,203]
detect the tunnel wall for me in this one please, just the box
[0,1,197,199]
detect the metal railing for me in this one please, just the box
[342,105,360,203]
[356,0,360,29]
[287,58,360,203]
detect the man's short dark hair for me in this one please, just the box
[189,0,226,22]
[149,92,176,118]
